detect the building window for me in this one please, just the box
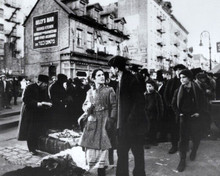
[109,39,114,46]
[87,32,93,49]
[78,1,85,15]
[108,17,113,29]
[0,23,4,31]
[11,13,17,22]
[117,23,123,31]
[12,28,17,36]
[93,9,99,22]
[0,8,3,18]
[76,29,83,47]
[0,39,4,49]
[116,41,120,54]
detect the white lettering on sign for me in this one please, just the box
[45,33,56,39]
[37,39,56,46]
[45,39,55,45]
[36,24,54,32]
[35,18,46,25]
[34,35,45,41]
[47,16,54,23]
[34,29,57,36]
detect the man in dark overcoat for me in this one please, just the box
[0,74,11,109]
[108,55,147,176]
[12,76,21,105]
[49,74,69,129]
[172,69,205,172]
[163,64,186,154]
[17,75,51,154]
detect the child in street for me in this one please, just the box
[144,80,164,148]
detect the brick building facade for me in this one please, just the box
[24,0,128,79]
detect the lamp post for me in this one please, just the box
[199,31,212,70]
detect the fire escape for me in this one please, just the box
[4,0,21,57]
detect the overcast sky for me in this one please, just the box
[24,0,220,61]
[169,0,220,62]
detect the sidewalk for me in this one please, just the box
[0,97,22,129]
[0,97,22,117]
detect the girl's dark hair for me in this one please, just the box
[91,69,104,79]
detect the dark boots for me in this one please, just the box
[168,145,178,154]
[177,158,186,172]
[190,149,197,161]
[177,151,186,172]
[98,168,106,176]
[190,142,199,161]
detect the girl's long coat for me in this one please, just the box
[79,86,117,150]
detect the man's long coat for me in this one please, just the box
[17,83,50,141]
[117,70,147,144]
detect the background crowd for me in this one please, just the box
[1,56,220,175]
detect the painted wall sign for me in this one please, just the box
[33,12,58,49]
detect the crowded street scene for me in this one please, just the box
[1,0,220,176]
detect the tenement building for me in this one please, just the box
[118,0,190,73]
[0,0,24,75]
[23,0,128,79]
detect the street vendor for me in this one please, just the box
[17,74,52,155]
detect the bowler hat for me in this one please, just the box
[38,74,49,83]
[108,55,127,71]
[140,68,150,76]
[57,74,67,82]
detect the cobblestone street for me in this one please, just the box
[1,132,220,176]
[0,146,43,166]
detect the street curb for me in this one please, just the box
[0,120,19,131]
[0,111,20,118]
[0,111,20,131]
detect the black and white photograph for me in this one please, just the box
[0,0,220,175]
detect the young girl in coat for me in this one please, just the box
[144,80,164,147]
[79,69,116,176]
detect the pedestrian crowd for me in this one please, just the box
[0,75,26,110]
[15,55,220,175]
